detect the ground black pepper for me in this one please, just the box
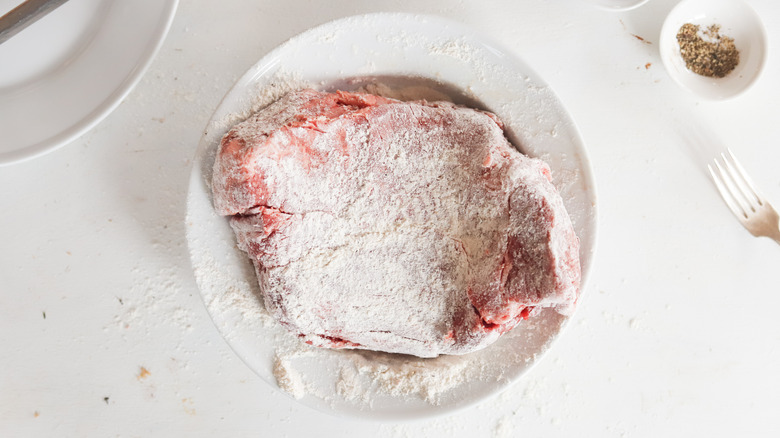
[676,23,739,78]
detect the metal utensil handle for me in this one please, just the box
[0,0,70,45]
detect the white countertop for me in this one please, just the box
[2,0,780,436]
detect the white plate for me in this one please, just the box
[187,13,597,420]
[0,0,178,166]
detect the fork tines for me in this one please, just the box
[708,149,763,220]
[707,148,780,244]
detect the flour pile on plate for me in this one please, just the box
[211,89,580,358]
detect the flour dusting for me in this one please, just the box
[273,355,306,399]
[337,351,479,405]
[212,88,579,359]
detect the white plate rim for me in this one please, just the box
[0,0,179,166]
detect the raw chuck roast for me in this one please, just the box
[212,89,580,358]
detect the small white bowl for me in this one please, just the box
[660,0,767,100]
[584,0,650,11]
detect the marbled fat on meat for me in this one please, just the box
[212,89,580,357]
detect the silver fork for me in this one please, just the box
[708,149,780,245]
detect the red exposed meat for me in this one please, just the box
[212,89,580,357]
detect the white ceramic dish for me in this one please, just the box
[187,13,597,420]
[584,0,650,12]
[659,0,766,100]
[0,0,178,166]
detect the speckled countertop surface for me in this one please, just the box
[2,0,780,436]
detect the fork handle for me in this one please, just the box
[768,220,780,246]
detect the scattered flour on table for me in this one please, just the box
[493,415,515,438]
[336,351,477,404]
[110,264,194,337]
[272,355,306,400]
